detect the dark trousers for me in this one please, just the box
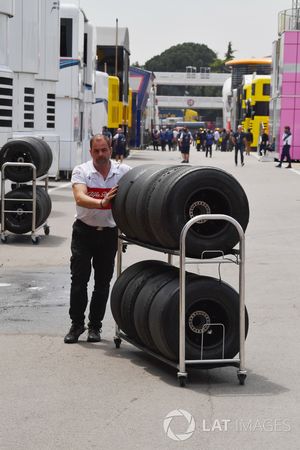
[69,220,118,329]
[206,144,212,157]
[280,145,291,165]
[235,146,244,165]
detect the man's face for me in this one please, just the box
[90,138,111,165]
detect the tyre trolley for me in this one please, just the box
[114,214,247,387]
[1,162,50,244]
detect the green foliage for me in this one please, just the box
[225,41,236,61]
[144,43,217,72]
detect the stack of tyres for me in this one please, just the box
[0,137,52,235]
[112,164,249,257]
[111,261,249,362]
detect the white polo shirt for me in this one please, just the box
[282,132,292,146]
[71,159,131,227]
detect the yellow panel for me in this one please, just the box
[127,88,132,128]
[108,76,120,128]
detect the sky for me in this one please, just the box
[67,0,293,65]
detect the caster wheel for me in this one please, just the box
[31,236,40,245]
[114,338,121,349]
[44,225,50,236]
[178,376,187,387]
[238,373,247,385]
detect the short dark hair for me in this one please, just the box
[90,134,110,149]
[284,126,290,131]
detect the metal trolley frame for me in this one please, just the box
[1,162,50,244]
[114,214,247,387]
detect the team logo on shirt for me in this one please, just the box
[87,188,112,209]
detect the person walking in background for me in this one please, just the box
[245,128,253,155]
[102,126,112,148]
[195,128,202,152]
[113,127,127,163]
[233,125,247,166]
[213,128,220,151]
[151,128,160,150]
[64,134,131,344]
[160,127,167,151]
[172,127,179,151]
[259,128,269,156]
[276,125,292,169]
[179,126,192,163]
[166,127,173,151]
[220,128,229,152]
[205,129,214,158]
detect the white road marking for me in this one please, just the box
[27,287,44,291]
[0,283,11,287]
[48,182,71,194]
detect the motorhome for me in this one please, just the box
[1,1,130,178]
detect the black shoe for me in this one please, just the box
[64,324,86,344]
[87,328,101,342]
[275,164,282,168]
[286,165,292,169]
[242,162,245,166]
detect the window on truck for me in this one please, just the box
[60,18,73,57]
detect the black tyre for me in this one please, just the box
[120,261,176,341]
[133,268,180,350]
[111,164,160,238]
[35,187,52,223]
[22,137,53,175]
[148,166,249,257]
[4,187,45,234]
[110,260,170,332]
[148,274,249,362]
[0,139,46,182]
[130,165,185,244]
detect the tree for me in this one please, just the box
[144,43,217,72]
[224,41,235,62]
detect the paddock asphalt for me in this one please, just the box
[0,147,300,449]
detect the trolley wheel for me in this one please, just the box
[237,373,247,385]
[1,235,7,243]
[44,225,50,235]
[178,375,187,387]
[31,236,40,245]
[114,337,122,349]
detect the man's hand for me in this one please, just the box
[102,186,118,208]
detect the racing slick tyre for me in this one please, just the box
[0,137,52,182]
[148,274,249,362]
[110,260,170,333]
[147,166,249,257]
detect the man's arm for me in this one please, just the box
[72,184,118,209]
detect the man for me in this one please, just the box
[276,125,292,169]
[259,129,269,156]
[113,127,127,162]
[205,129,214,158]
[245,128,253,155]
[102,126,112,148]
[160,127,167,151]
[151,128,160,150]
[64,134,131,344]
[233,125,247,166]
[213,128,220,150]
[179,127,192,163]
